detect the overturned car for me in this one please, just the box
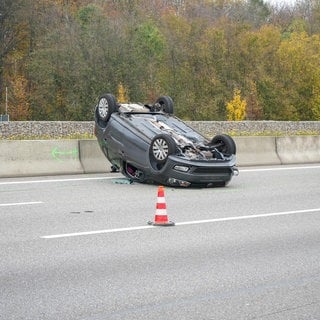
[94,93,238,187]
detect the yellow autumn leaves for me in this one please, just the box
[118,82,248,121]
[226,89,247,121]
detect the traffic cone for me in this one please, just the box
[148,186,175,226]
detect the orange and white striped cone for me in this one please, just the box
[148,186,175,226]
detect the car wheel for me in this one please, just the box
[155,96,174,114]
[96,93,118,126]
[210,134,236,155]
[150,134,176,166]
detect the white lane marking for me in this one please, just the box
[0,201,43,207]
[41,207,320,239]
[1,165,320,186]
[176,208,320,226]
[240,165,320,172]
[0,176,119,186]
[42,226,153,239]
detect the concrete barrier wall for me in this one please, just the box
[233,137,281,166]
[78,140,110,173]
[0,137,320,178]
[0,140,84,178]
[276,136,320,164]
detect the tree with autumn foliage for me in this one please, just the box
[0,0,29,116]
[2,0,320,121]
[226,89,247,121]
[117,83,129,103]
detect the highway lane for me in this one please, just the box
[1,164,320,319]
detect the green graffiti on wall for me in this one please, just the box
[51,147,79,162]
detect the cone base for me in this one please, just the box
[147,220,175,227]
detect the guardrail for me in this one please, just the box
[0,137,320,178]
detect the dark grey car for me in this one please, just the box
[94,93,238,187]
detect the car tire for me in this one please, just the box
[96,93,118,126]
[149,134,176,167]
[155,96,174,114]
[210,134,236,155]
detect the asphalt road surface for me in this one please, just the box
[1,164,320,320]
